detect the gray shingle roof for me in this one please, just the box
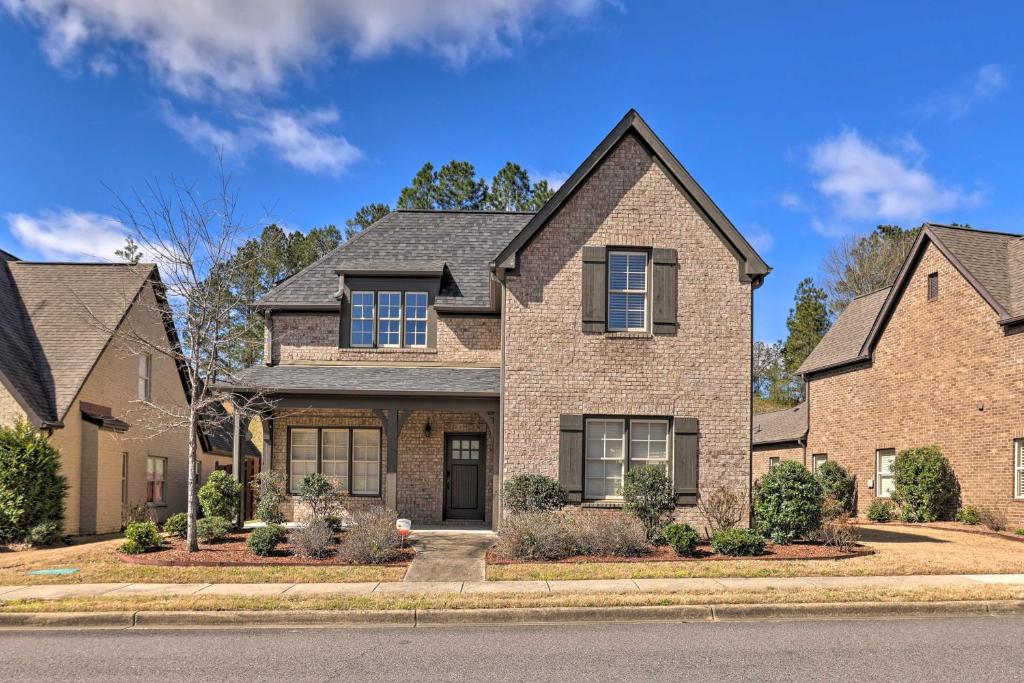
[221,364,499,397]
[198,401,261,457]
[257,210,533,310]
[798,287,890,375]
[752,402,807,446]
[0,261,153,424]
[926,224,1024,320]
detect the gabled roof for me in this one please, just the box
[198,401,261,458]
[256,210,531,311]
[797,287,890,376]
[492,109,770,283]
[0,260,156,426]
[752,402,807,446]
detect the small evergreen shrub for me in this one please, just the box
[502,474,568,514]
[867,498,895,522]
[196,515,231,543]
[253,472,287,524]
[711,528,766,556]
[337,508,403,564]
[293,519,336,559]
[198,470,242,522]
[621,465,675,542]
[162,512,188,538]
[956,506,981,525]
[246,524,287,556]
[28,521,62,547]
[753,461,823,544]
[121,521,161,554]
[891,446,957,522]
[298,474,345,521]
[664,523,700,556]
[0,422,69,543]
[322,515,344,532]
[495,510,649,560]
[815,461,855,512]
[1015,529,1024,536]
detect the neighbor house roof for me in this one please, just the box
[752,402,807,446]
[219,364,500,397]
[797,287,890,376]
[0,259,156,426]
[198,401,261,458]
[492,109,770,283]
[256,210,532,312]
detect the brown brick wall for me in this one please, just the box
[806,242,1024,525]
[752,443,805,483]
[270,312,500,365]
[501,133,753,529]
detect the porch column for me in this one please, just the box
[260,410,272,473]
[231,404,243,526]
[374,408,412,513]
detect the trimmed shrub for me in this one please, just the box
[0,422,69,543]
[298,474,345,522]
[695,486,744,538]
[1015,529,1024,536]
[246,524,287,556]
[621,465,675,542]
[196,515,231,543]
[664,523,700,556]
[162,512,188,539]
[253,471,286,524]
[956,505,981,525]
[198,470,242,522]
[502,474,568,514]
[815,461,855,512]
[867,498,895,522]
[891,445,957,522]
[293,519,336,559]
[122,521,161,554]
[337,508,403,564]
[753,461,823,544]
[495,510,650,561]
[28,521,62,547]
[711,528,766,556]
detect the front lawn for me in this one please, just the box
[486,524,1024,581]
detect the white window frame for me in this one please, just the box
[288,427,381,496]
[876,448,896,498]
[1015,439,1024,500]
[585,419,626,500]
[351,428,381,496]
[321,428,350,492]
[769,457,780,469]
[629,419,671,476]
[607,250,649,332]
[584,417,672,501]
[350,291,375,348]
[377,291,402,348]
[812,454,828,472]
[404,292,429,348]
[289,428,318,494]
[146,456,165,505]
[138,353,152,401]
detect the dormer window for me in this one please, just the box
[404,292,428,347]
[377,292,402,347]
[351,291,375,347]
[347,290,431,349]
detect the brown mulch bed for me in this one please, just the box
[856,520,1024,544]
[117,531,415,567]
[487,542,872,565]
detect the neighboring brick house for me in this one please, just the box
[0,253,207,534]
[794,224,1024,525]
[223,110,769,528]
[751,402,808,481]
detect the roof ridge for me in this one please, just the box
[10,261,157,267]
[925,223,1023,238]
[394,208,537,215]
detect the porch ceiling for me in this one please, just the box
[219,364,500,398]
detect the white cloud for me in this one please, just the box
[744,226,774,254]
[917,63,1008,121]
[533,170,569,191]
[7,210,126,260]
[778,192,806,212]
[161,103,241,157]
[1,0,603,97]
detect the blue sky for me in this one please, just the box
[1,1,1023,342]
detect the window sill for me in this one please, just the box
[342,347,437,354]
[146,503,167,509]
[602,331,654,340]
[581,500,625,509]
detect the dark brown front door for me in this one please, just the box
[444,434,485,521]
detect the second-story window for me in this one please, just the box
[377,292,402,347]
[351,291,375,347]
[405,292,428,347]
[138,353,152,401]
[608,251,648,331]
[349,291,430,349]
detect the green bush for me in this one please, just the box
[28,521,62,547]
[622,465,675,542]
[867,498,895,522]
[121,521,161,554]
[298,474,345,521]
[956,505,981,525]
[664,523,700,556]
[198,470,242,522]
[253,471,286,524]
[196,515,231,543]
[246,524,287,556]
[753,461,823,544]
[162,512,188,538]
[0,422,69,543]
[891,446,957,522]
[711,528,766,556]
[502,474,568,514]
[1015,529,1024,536]
[815,461,855,512]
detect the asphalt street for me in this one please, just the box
[1,616,1023,681]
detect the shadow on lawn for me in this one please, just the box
[858,527,948,544]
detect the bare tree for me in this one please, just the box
[821,225,919,315]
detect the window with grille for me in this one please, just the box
[608,251,648,331]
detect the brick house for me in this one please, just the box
[751,402,807,481]
[755,224,1024,525]
[222,110,769,528]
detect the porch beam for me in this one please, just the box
[476,410,496,436]
[275,394,497,412]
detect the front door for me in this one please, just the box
[444,434,485,521]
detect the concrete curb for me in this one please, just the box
[3,600,1023,629]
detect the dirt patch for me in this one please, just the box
[884,521,1024,544]
[487,542,871,565]
[117,531,414,568]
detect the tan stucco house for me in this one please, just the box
[222,110,770,529]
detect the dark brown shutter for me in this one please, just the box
[558,414,584,502]
[673,417,698,505]
[581,246,607,332]
[652,248,678,334]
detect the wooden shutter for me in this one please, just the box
[581,246,607,332]
[652,248,678,334]
[673,417,698,505]
[558,414,584,502]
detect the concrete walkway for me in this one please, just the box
[2,574,1023,602]
[404,531,494,582]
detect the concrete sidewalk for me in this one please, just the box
[1,574,1023,602]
